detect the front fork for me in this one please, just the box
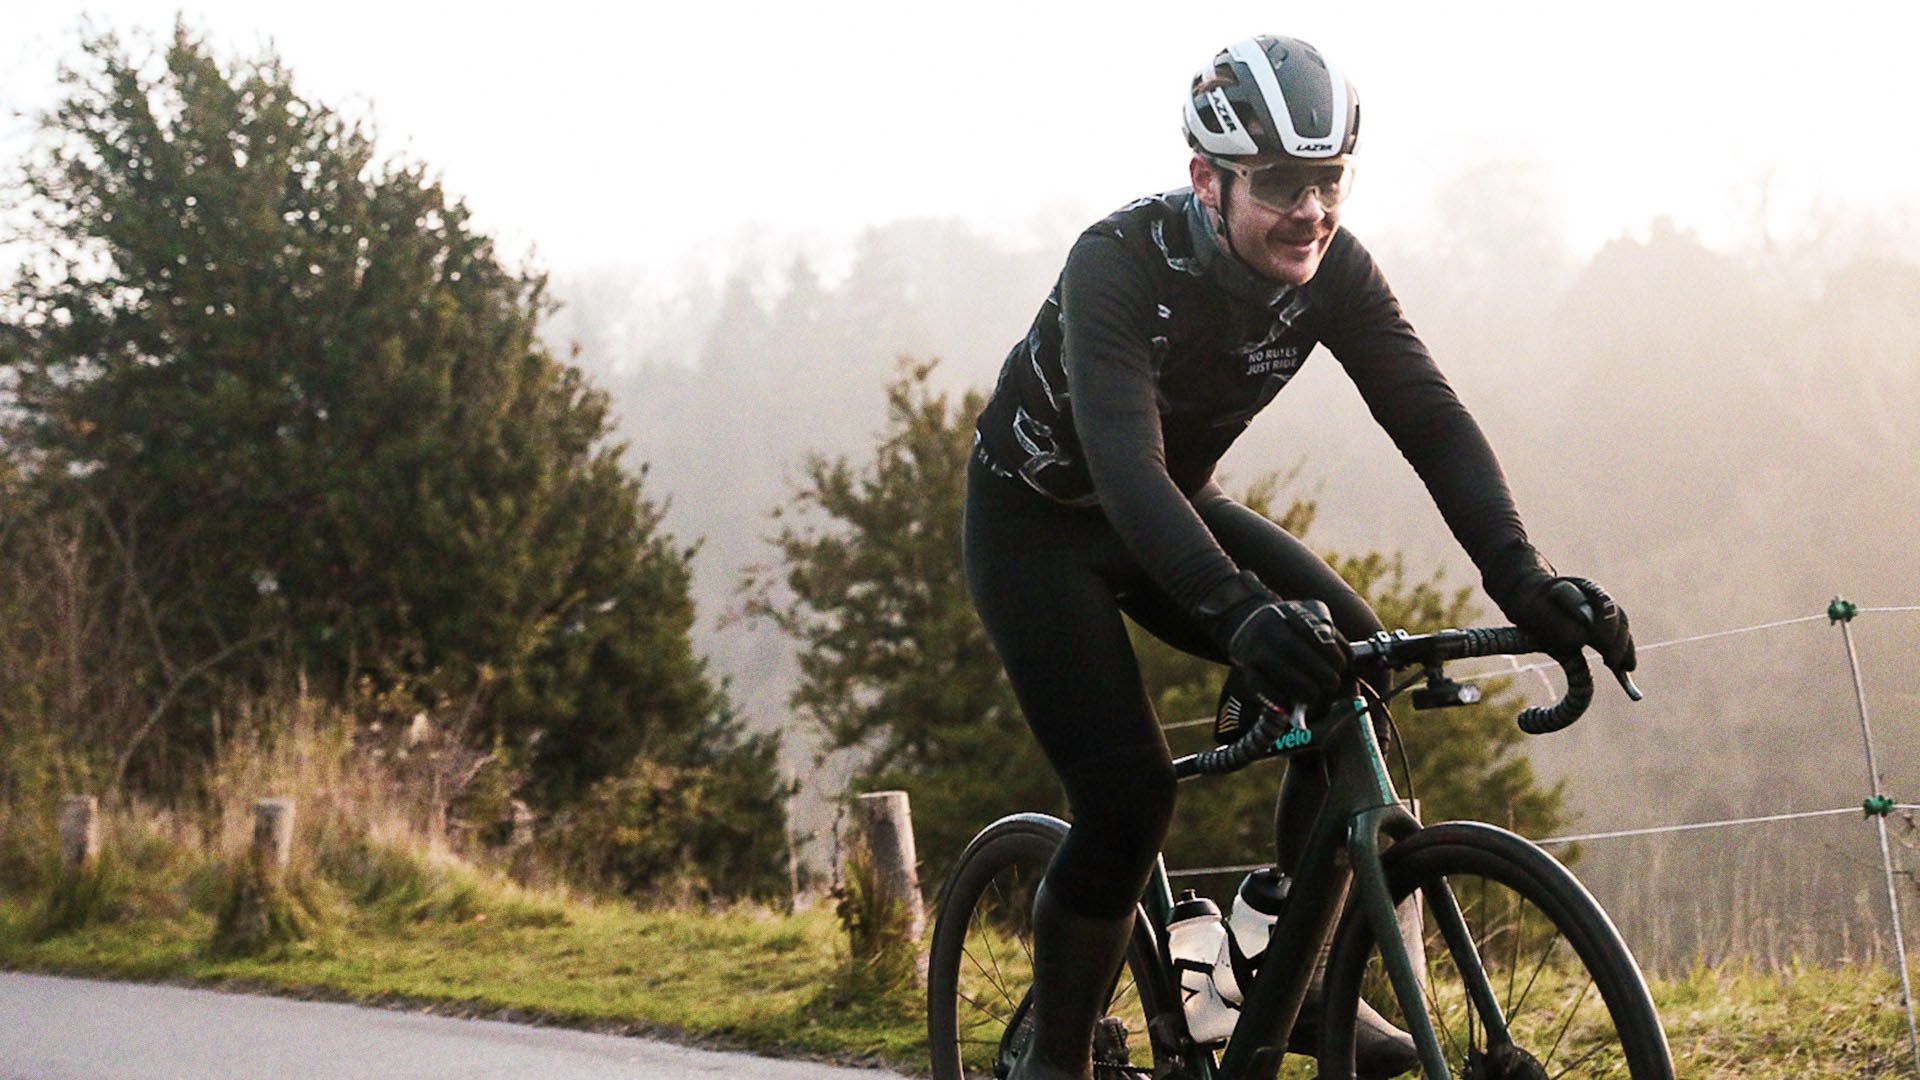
[1348,804,1447,1078]
[1347,804,1512,1079]
[1345,688,1508,1080]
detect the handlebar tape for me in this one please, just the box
[1189,699,1294,775]
[1437,627,1596,734]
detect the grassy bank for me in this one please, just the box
[4,874,1917,1078]
[0,884,921,1066]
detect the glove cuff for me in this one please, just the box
[1195,570,1279,651]
[1480,543,1557,611]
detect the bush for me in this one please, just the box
[543,758,713,903]
[0,801,56,898]
[313,831,564,928]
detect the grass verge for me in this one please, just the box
[0,883,921,1067]
[4,878,1917,1077]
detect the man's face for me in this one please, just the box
[1190,155,1341,287]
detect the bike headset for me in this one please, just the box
[1182,36,1361,275]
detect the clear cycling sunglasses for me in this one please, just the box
[1214,158,1355,214]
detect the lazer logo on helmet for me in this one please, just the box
[1208,89,1241,132]
[1295,142,1333,152]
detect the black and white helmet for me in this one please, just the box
[1183,36,1359,162]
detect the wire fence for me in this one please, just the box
[1159,597,1920,1073]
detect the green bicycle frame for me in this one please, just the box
[1159,697,1503,1080]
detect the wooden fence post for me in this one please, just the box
[253,798,295,875]
[855,790,926,981]
[856,791,924,941]
[59,795,98,872]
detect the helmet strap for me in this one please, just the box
[1212,170,1246,265]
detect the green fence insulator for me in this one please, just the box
[1865,795,1895,818]
[1829,596,1859,623]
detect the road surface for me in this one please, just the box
[0,972,911,1079]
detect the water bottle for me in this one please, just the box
[1222,867,1290,996]
[1166,890,1239,1045]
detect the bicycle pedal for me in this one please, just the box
[1091,1016,1132,1066]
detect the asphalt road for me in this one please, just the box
[0,972,911,1080]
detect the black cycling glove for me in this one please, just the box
[1484,546,1636,672]
[1197,571,1352,707]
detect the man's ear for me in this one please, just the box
[1189,154,1220,214]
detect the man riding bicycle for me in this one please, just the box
[963,35,1636,1080]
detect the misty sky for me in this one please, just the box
[6,1,1919,282]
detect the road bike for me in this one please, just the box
[926,623,1673,1079]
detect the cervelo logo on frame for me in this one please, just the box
[1275,727,1312,752]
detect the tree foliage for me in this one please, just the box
[753,362,1566,883]
[0,25,787,895]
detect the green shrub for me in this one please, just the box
[543,758,714,903]
[29,862,130,940]
[0,804,55,897]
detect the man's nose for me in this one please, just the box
[1285,189,1330,222]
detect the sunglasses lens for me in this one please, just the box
[1244,162,1352,211]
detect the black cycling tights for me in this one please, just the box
[964,456,1385,920]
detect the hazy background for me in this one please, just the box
[7,3,1919,965]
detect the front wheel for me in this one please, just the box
[926,813,1193,1080]
[1318,823,1672,1079]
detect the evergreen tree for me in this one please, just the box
[0,25,787,894]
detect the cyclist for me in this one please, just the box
[964,35,1636,1080]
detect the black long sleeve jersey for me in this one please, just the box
[972,188,1533,618]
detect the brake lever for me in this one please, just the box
[1612,666,1644,702]
[1575,597,1644,702]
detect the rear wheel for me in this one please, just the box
[1318,823,1672,1079]
[927,814,1192,1079]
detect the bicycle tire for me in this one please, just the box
[1316,822,1672,1079]
[927,813,1195,1080]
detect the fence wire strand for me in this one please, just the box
[1168,805,1920,878]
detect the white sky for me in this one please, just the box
[5,1,1919,281]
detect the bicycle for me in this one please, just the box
[926,623,1673,1080]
